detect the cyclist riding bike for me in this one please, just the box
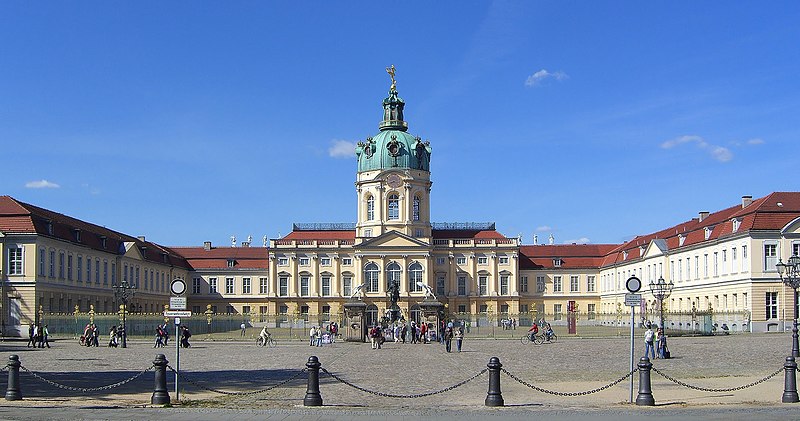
[527,322,539,342]
[259,326,272,344]
[543,323,554,341]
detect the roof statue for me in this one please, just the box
[231,235,236,247]
[548,234,554,245]
[262,235,268,248]
[386,64,396,90]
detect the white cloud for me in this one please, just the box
[535,225,552,232]
[747,138,765,145]
[660,135,733,163]
[524,69,569,87]
[563,237,591,245]
[25,179,60,189]
[328,140,357,159]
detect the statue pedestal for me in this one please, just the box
[343,300,367,343]
[418,299,445,341]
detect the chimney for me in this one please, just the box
[137,235,146,242]
[203,241,212,251]
[742,195,753,208]
[698,211,710,222]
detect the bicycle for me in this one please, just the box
[256,335,277,348]
[520,333,543,345]
[539,332,558,343]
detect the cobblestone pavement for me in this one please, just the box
[0,332,794,414]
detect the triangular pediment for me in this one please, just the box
[122,241,145,260]
[357,230,431,250]
[643,239,668,258]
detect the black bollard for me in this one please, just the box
[485,356,504,407]
[783,356,799,403]
[635,356,655,406]
[303,356,323,406]
[151,354,170,405]
[5,355,22,401]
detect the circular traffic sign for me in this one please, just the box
[170,278,187,296]
[626,276,642,293]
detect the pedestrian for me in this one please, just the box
[36,323,45,348]
[309,326,317,346]
[420,322,428,343]
[454,325,464,352]
[42,324,51,348]
[91,324,100,347]
[369,325,379,349]
[26,323,35,348]
[443,325,453,352]
[329,322,338,343]
[154,325,164,348]
[240,322,247,337]
[161,323,170,346]
[181,326,192,348]
[400,323,407,344]
[109,326,118,347]
[316,326,323,347]
[657,328,668,359]
[409,321,417,344]
[644,325,655,359]
[394,324,402,343]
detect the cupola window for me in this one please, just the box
[366,196,375,221]
[413,195,420,221]
[388,194,400,220]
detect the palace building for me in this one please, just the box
[2,72,800,335]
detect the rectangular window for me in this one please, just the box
[279,277,289,297]
[320,257,331,266]
[58,251,65,279]
[225,277,235,294]
[342,257,352,266]
[456,256,466,265]
[192,277,201,294]
[367,198,374,221]
[321,305,331,315]
[321,276,331,296]
[209,277,217,294]
[458,304,467,313]
[457,276,466,296]
[226,305,234,314]
[242,277,251,294]
[278,257,289,266]
[764,243,778,272]
[587,303,596,320]
[499,256,509,265]
[364,228,372,237]
[703,254,708,278]
[570,275,579,292]
[713,252,718,276]
[135,267,139,288]
[50,250,56,278]
[553,304,563,320]
[242,305,251,314]
[259,305,268,315]
[436,257,446,265]
[722,250,728,275]
[436,275,445,296]
[39,248,45,274]
[299,257,310,266]
[520,304,529,313]
[77,256,83,282]
[500,275,509,295]
[86,257,92,282]
[766,292,778,319]
[520,276,528,293]
[343,276,352,297]
[300,276,310,296]
[259,277,269,294]
[192,305,201,314]
[95,259,100,284]
[478,276,488,295]
[67,255,73,281]
[479,304,488,313]
[103,261,108,285]
[587,275,595,292]
[8,247,24,275]
[553,276,562,293]
[477,256,488,265]
[694,256,699,279]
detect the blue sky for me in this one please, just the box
[2,2,799,247]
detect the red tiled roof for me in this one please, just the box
[0,196,191,269]
[168,246,269,270]
[520,244,618,270]
[282,230,356,240]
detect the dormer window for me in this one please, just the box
[46,220,53,235]
[704,226,713,240]
[227,259,235,268]
[732,219,741,233]
[140,246,147,258]
[553,258,562,267]
[623,251,629,260]
[100,236,107,249]
[162,253,168,263]
[73,229,82,242]
[678,234,686,247]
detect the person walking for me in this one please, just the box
[91,324,100,347]
[240,322,247,337]
[656,328,668,359]
[400,323,407,344]
[109,326,118,347]
[443,325,453,352]
[454,325,464,352]
[409,321,417,344]
[26,323,35,348]
[42,324,51,348]
[36,323,45,348]
[644,325,655,359]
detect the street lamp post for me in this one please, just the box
[776,254,800,358]
[648,276,674,331]
[112,280,136,348]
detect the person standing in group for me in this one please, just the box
[656,328,668,359]
[409,321,417,344]
[400,323,407,344]
[309,325,318,346]
[108,326,118,347]
[315,326,323,347]
[420,322,428,344]
[240,322,247,337]
[644,325,655,359]
[394,324,402,343]
[329,322,338,343]
[92,324,100,347]
[38,324,50,348]
[443,325,454,352]
[454,325,464,352]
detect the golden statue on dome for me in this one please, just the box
[386,64,396,90]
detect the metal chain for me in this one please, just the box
[501,368,636,397]
[651,366,783,393]
[19,364,154,392]
[0,366,7,372]
[320,367,487,399]
[167,365,306,396]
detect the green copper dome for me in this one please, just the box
[355,84,431,173]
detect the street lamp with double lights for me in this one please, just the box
[776,254,800,358]
[112,280,136,348]
[649,276,674,331]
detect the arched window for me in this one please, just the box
[366,195,374,221]
[408,262,423,292]
[364,262,379,292]
[387,262,401,291]
[413,195,420,221]
[388,194,399,220]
